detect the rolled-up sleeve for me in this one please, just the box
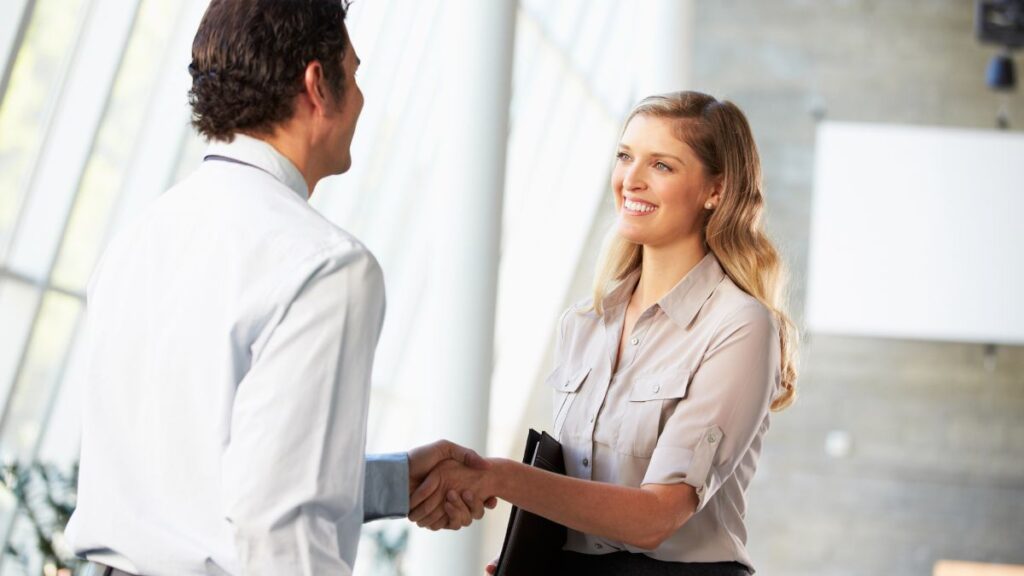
[222,245,385,575]
[642,302,780,511]
[363,454,409,521]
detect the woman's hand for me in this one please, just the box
[409,458,497,528]
[485,554,499,574]
[407,440,495,530]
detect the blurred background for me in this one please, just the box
[0,0,1022,575]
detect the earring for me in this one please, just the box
[704,202,714,210]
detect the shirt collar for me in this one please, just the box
[601,252,727,329]
[602,269,641,315]
[205,134,309,200]
[657,252,727,328]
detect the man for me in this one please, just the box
[64,1,487,574]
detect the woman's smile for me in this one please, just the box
[622,196,659,215]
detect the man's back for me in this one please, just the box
[66,136,386,575]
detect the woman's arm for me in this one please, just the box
[409,457,698,550]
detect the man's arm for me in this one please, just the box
[222,248,384,576]
[364,441,496,526]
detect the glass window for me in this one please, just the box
[0,0,88,263]
[0,290,82,463]
[4,0,143,284]
[34,327,87,465]
[0,290,80,552]
[170,129,207,187]
[3,512,46,575]
[0,0,32,85]
[0,279,41,418]
[51,0,180,292]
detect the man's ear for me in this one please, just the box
[302,60,329,116]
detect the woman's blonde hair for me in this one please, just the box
[592,91,798,411]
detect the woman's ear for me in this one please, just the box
[705,177,724,209]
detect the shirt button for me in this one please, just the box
[582,457,590,467]
[708,431,718,443]
[589,414,595,423]
[631,337,639,346]
[652,383,661,394]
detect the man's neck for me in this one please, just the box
[251,128,317,197]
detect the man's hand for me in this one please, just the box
[407,440,497,530]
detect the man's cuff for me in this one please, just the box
[364,453,410,522]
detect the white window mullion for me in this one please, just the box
[5,0,143,283]
[110,0,209,233]
[0,0,32,97]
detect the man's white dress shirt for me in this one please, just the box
[65,135,405,576]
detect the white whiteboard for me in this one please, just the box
[806,122,1024,346]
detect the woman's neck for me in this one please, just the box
[633,236,707,310]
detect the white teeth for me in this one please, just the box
[624,199,656,213]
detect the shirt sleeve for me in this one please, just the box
[548,307,574,425]
[363,453,409,521]
[221,244,385,575]
[641,301,780,511]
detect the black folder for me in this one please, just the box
[494,429,567,576]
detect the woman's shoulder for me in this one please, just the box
[567,297,603,321]
[552,298,602,339]
[708,276,777,332]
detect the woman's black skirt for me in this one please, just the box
[557,551,752,576]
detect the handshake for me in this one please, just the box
[406,440,500,531]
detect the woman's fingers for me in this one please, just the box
[460,489,486,520]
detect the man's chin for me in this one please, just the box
[336,154,353,175]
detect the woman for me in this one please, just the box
[411,91,798,575]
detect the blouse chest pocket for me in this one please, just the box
[618,369,691,458]
[547,367,590,439]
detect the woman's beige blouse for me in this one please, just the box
[549,253,781,572]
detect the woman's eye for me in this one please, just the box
[654,161,671,172]
[616,152,630,161]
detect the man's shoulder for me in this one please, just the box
[181,161,373,266]
[96,164,380,303]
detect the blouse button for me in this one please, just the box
[708,431,719,443]
[582,457,590,467]
[652,383,661,394]
[630,337,639,345]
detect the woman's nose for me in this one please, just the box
[622,165,646,190]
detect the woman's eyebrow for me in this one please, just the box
[618,144,684,164]
[651,152,685,164]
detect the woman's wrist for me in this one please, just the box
[484,457,517,500]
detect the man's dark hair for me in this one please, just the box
[188,0,350,141]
